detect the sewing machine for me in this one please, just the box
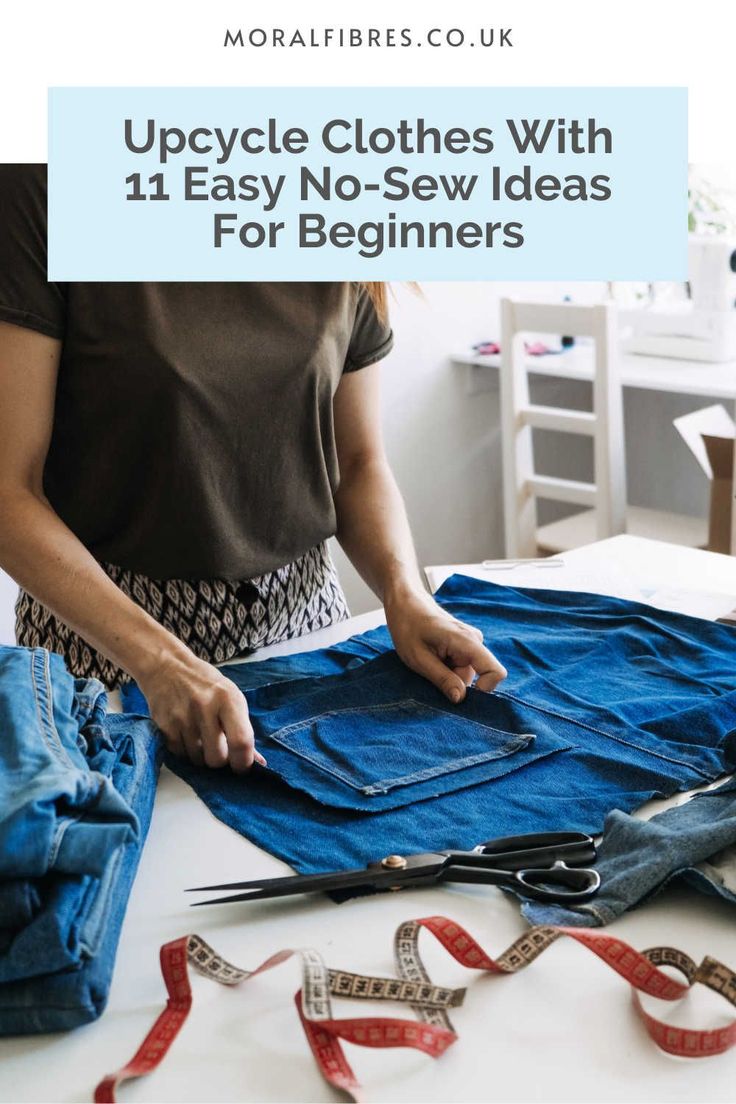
[621,236,736,362]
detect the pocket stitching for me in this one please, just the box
[265,698,537,795]
[361,736,535,794]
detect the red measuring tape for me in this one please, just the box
[95,916,736,1102]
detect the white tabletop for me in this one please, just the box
[2,536,735,1103]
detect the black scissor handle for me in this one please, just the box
[474,832,596,873]
[513,862,600,903]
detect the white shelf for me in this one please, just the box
[536,506,708,555]
[453,347,736,402]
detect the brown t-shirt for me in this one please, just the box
[0,164,393,579]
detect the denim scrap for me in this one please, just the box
[522,776,736,927]
[122,577,736,892]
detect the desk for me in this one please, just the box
[453,345,736,402]
[1,537,735,1104]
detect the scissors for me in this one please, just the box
[187,831,600,907]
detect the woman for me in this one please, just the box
[0,164,506,773]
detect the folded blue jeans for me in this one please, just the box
[122,577,736,887]
[0,648,138,884]
[0,646,161,1034]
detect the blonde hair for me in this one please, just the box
[360,282,388,322]
[359,282,419,322]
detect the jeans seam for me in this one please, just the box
[79,845,125,958]
[271,698,422,739]
[577,901,611,923]
[269,697,530,742]
[48,815,78,869]
[31,648,74,769]
[495,688,715,781]
[266,701,424,789]
[361,737,535,794]
[268,734,399,790]
[118,732,148,830]
[79,727,153,955]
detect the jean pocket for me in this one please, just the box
[260,692,573,812]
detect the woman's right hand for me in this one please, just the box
[136,646,266,772]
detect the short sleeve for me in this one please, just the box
[0,164,65,339]
[344,285,394,372]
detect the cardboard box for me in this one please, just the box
[673,404,735,554]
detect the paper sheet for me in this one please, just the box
[428,559,736,623]
[640,586,736,621]
[428,559,643,601]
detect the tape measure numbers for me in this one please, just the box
[95,916,736,1102]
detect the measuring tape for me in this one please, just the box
[95,915,736,1102]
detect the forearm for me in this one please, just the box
[0,488,188,681]
[333,454,428,610]
[334,454,507,698]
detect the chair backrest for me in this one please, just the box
[500,299,626,558]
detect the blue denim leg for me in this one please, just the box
[0,882,40,948]
[0,647,138,879]
[0,715,161,1034]
[0,652,141,985]
[0,640,162,1033]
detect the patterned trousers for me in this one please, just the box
[15,542,350,688]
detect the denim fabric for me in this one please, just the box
[522,776,736,927]
[0,648,138,880]
[244,651,574,812]
[0,646,161,1035]
[122,576,736,879]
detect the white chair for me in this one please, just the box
[500,299,626,558]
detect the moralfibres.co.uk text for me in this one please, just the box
[223,27,514,49]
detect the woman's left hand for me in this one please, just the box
[385,589,507,703]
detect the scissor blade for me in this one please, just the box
[479,831,592,855]
[187,864,370,895]
[188,866,406,905]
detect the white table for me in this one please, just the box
[2,536,735,1104]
